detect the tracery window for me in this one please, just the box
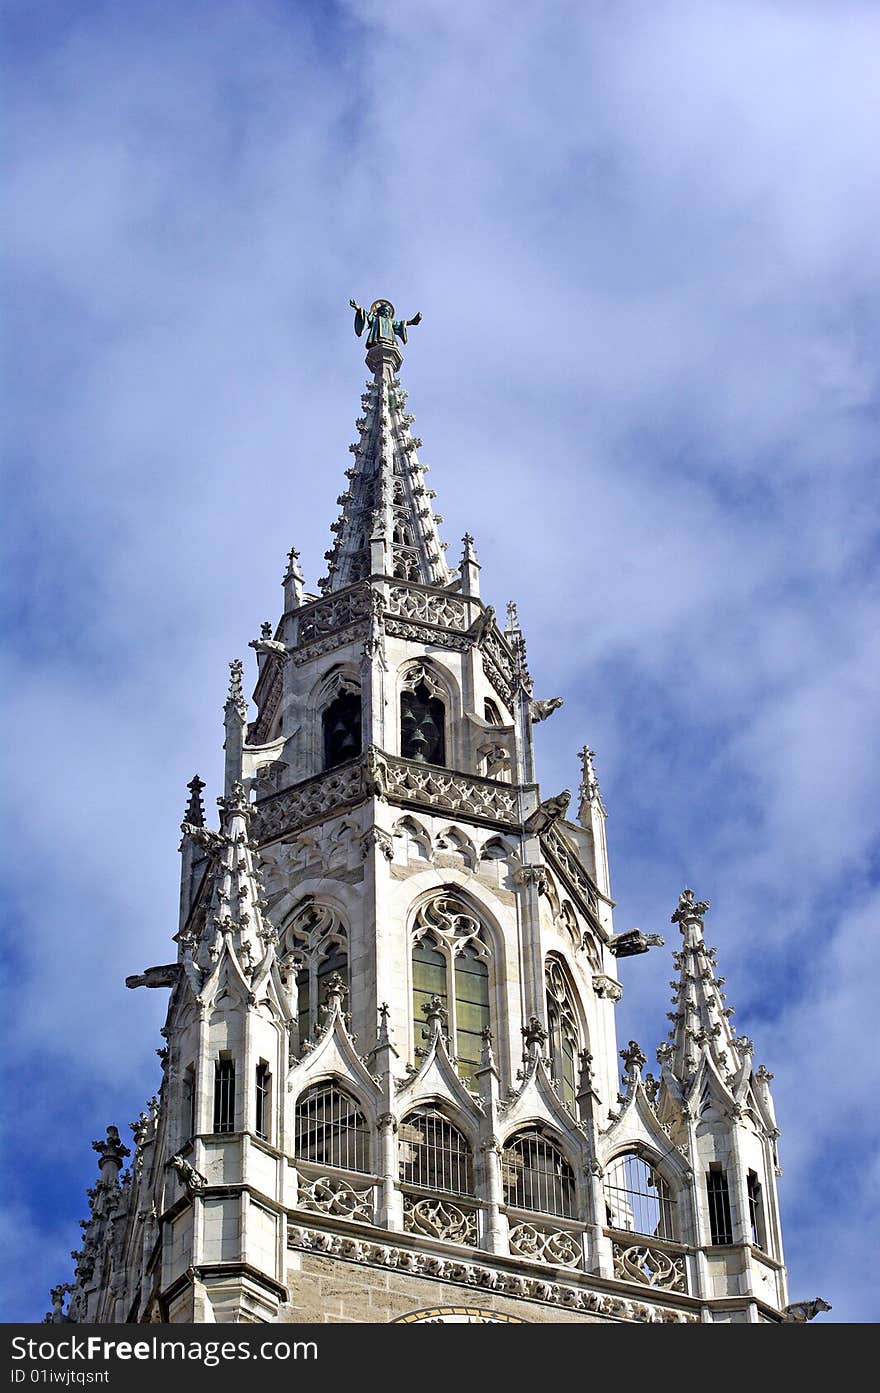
[399,1107,474,1195]
[502,1128,576,1219]
[411,894,491,1083]
[280,903,349,1049]
[545,957,581,1110]
[604,1153,676,1240]
[294,1081,370,1173]
[322,689,362,769]
[400,666,446,765]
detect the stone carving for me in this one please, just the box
[671,888,710,926]
[782,1297,832,1323]
[524,791,570,835]
[403,1196,478,1246]
[413,894,482,950]
[529,697,563,724]
[286,1226,697,1321]
[543,825,601,919]
[592,974,623,1002]
[508,1223,582,1268]
[609,929,664,957]
[384,756,519,825]
[612,1243,687,1294]
[170,1155,207,1194]
[298,1174,374,1224]
[384,618,471,653]
[387,585,467,630]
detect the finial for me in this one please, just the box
[225,659,247,721]
[184,774,206,827]
[505,600,521,634]
[260,620,273,639]
[92,1125,130,1176]
[421,994,448,1043]
[620,1040,647,1077]
[479,1026,496,1070]
[522,1015,547,1059]
[217,781,251,824]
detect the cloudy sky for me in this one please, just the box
[2,0,878,1323]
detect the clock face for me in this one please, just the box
[393,1307,525,1324]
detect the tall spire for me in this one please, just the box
[660,888,750,1092]
[319,300,451,593]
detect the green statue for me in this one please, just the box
[350,298,422,348]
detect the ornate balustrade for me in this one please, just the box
[383,754,520,827]
[294,1162,378,1226]
[401,1189,481,1248]
[506,1211,585,1269]
[254,760,365,842]
[606,1228,689,1294]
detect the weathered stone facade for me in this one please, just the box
[50,305,821,1327]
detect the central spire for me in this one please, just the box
[319,300,451,593]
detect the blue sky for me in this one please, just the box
[2,0,878,1322]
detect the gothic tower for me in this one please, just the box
[54,302,810,1325]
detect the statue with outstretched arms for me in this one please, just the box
[350,297,422,348]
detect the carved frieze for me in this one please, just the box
[385,618,471,652]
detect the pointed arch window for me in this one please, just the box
[545,957,581,1111]
[411,895,491,1084]
[399,1107,474,1195]
[604,1154,676,1240]
[400,668,446,766]
[502,1128,576,1219]
[294,1081,370,1173]
[322,689,362,769]
[280,903,349,1051]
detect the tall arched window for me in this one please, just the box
[545,957,581,1111]
[322,689,362,769]
[604,1153,675,1240]
[399,1107,473,1195]
[502,1128,576,1219]
[280,903,348,1049]
[294,1081,370,1173]
[411,895,491,1083]
[400,667,446,765]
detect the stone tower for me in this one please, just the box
[54,302,813,1326]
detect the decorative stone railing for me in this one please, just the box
[296,584,371,647]
[506,1214,584,1269]
[254,760,365,842]
[383,755,520,826]
[295,1165,377,1225]
[402,1191,480,1247]
[608,1231,688,1294]
[386,583,468,632]
[543,825,602,925]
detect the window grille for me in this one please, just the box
[294,1081,370,1173]
[502,1129,576,1219]
[213,1057,235,1134]
[400,682,445,765]
[399,1107,474,1195]
[707,1165,733,1245]
[604,1154,675,1240]
[255,1062,270,1141]
[183,1064,196,1141]
[322,691,362,769]
[747,1170,765,1249]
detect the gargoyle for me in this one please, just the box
[528,697,563,723]
[608,930,665,958]
[782,1298,832,1323]
[125,964,181,990]
[524,790,571,834]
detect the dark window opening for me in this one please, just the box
[255,1062,270,1141]
[213,1057,235,1134]
[484,699,503,725]
[747,1170,765,1250]
[322,691,362,769]
[707,1165,733,1245]
[401,682,445,765]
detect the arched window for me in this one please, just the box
[399,1107,473,1195]
[484,698,503,725]
[411,895,491,1083]
[400,668,446,765]
[502,1129,576,1219]
[322,690,361,769]
[545,957,581,1110]
[604,1154,675,1240]
[294,1081,370,1172]
[280,903,348,1049]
